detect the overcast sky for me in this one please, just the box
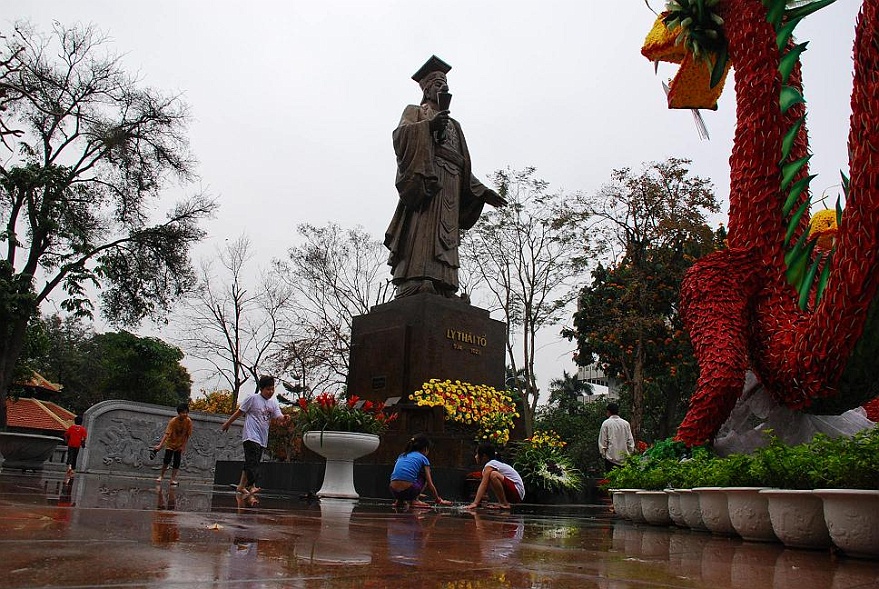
[13,0,861,399]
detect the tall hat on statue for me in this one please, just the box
[412,55,452,90]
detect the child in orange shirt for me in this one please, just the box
[153,403,193,486]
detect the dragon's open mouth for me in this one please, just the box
[641,12,731,110]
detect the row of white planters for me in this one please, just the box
[611,487,879,559]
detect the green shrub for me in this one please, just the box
[604,428,879,490]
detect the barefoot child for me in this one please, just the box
[389,433,452,509]
[154,403,193,486]
[465,443,525,510]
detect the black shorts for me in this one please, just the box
[163,449,182,469]
[66,446,80,468]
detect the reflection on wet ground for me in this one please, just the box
[0,472,876,588]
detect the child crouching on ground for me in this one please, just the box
[389,433,452,509]
[465,443,525,510]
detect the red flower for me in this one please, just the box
[297,397,308,410]
[347,395,360,409]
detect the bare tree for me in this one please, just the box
[273,223,393,392]
[0,33,24,149]
[177,236,293,410]
[462,167,590,435]
[0,22,215,426]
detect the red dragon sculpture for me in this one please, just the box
[642,0,879,446]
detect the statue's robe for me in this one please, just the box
[384,104,494,296]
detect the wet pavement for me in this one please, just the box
[0,471,876,589]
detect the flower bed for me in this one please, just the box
[412,379,518,446]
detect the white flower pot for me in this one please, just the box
[666,489,688,528]
[676,489,709,531]
[694,487,737,536]
[814,489,879,559]
[610,489,629,519]
[637,491,672,526]
[723,487,778,542]
[759,489,831,550]
[303,431,380,499]
[622,489,647,523]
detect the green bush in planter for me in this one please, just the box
[810,428,879,489]
[748,434,827,489]
[604,438,698,490]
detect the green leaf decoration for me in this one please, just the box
[815,250,833,304]
[784,228,811,266]
[777,17,803,51]
[840,169,850,195]
[835,195,843,225]
[709,43,729,88]
[766,0,787,28]
[779,42,809,85]
[785,238,813,286]
[782,155,812,189]
[786,0,839,22]
[782,174,815,217]
[785,197,811,245]
[780,85,806,112]
[780,117,805,163]
[798,252,824,310]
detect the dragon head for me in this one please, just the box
[641,2,731,110]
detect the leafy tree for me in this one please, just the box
[16,314,93,411]
[273,223,393,392]
[189,389,234,414]
[462,167,590,435]
[534,397,608,476]
[0,22,215,425]
[565,158,723,440]
[84,331,191,407]
[177,235,293,410]
[547,369,593,411]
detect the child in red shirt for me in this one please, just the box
[64,415,87,479]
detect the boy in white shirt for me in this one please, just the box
[221,376,290,496]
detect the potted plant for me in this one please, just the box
[291,393,397,499]
[511,430,584,503]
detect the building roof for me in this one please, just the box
[6,398,76,433]
[16,371,63,393]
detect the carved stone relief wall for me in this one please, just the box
[81,400,243,481]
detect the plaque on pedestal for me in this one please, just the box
[347,293,506,404]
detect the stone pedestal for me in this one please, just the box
[348,293,506,403]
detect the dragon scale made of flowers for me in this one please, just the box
[642,0,879,446]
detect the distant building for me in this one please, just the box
[576,364,620,404]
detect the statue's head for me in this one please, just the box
[412,55,451,105]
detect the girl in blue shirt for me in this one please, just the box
[389,433,452,509]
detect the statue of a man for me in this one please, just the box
[384,55,506,299]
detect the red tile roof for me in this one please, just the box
[6,398,76,433]
[16,371,63,393]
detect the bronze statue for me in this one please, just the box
[384,55,507,299]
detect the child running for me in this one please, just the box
[465,443,525,510]
[153,403,193,486]
[389,433,452,509]
[64,415,87,480]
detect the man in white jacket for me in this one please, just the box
[598,402,635,473]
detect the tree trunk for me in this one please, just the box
[631,339,645,441]
[0,314,32,428]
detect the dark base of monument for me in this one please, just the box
[348,293,506,404]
